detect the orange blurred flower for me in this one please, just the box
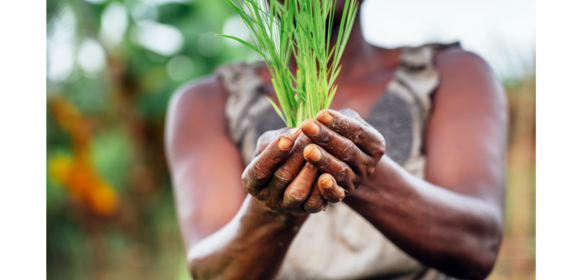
[48,96,118,216]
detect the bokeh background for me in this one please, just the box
[46,0,536,279]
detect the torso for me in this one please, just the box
[216,43,460,280]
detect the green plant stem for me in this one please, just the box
[220,0,358,127]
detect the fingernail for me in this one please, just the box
[278,137,293,151]
[302,119,319,136]
[320,177,333,189]
[317,112,333,125]
[290,127,301,139]
[304,145,322,161]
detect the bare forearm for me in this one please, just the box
[187,195,307,280]
[344,157,503,279]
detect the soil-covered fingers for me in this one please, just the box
[303,144,357,194]
[314,109,386,161]
[282,163,319,210]
[265,133,312,193]
[318,173,345,203]
[302,179,326,213]
[241,133,296,195]
[300,118,374,175]
[255,127,302,157]
[254,132,314,213]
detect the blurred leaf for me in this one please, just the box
[92,128,134,193]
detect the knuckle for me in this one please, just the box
[274,168,294,186]
[367,131,386,157]
[257,130,275,146]
[286,187,309,203]
[375,135,386,156]
[294,135,311,151]
[350,124,365,143]
[366,164,375,177]
[338,141,357,162]
[335,165,350,183]
[285,192,301,204]
[304,200,324,213]
[251,163,269,181]
[263,147,282,162]
[318,129,331,145]
[370,147,385,162]
[256,136,268,150]
[241,175,253,191]
[317,154,330,169]
[377,145,386,157]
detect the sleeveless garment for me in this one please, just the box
[216,43,460,280]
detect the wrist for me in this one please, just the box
[348,156,394,201]
[247,195,308,231]
[363,156,390,186]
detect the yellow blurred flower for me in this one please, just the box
[48,155,74,185]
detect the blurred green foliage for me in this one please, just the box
[47,0,255,279]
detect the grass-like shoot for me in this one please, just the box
[219,0,358,127]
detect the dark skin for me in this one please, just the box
[165,1,507,279]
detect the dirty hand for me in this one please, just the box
[300,109,386,203]
[241,127,328,216]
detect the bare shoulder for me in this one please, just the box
[166,75,228,124]
[164,75,230,163]
[425,48,508,199]
[430,48,507,128]
[434,47,491,74]
[433,48,505,103]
